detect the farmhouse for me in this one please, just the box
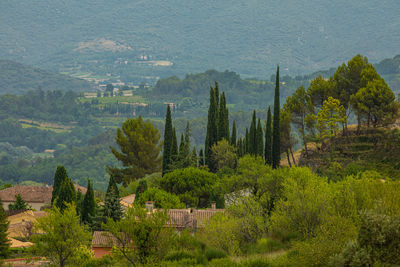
[0,184,87,211]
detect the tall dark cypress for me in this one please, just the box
[162,105,173,176]
[51,166,68,204]
[256,118,264,156]
[81,179,96,224]
[198,149,205,166]
[55,177,76,212]
[265,106,273,165]
[104,176,122,222]
[249,110,257,155]
[205,86,218,167]
[218,92,229,141]
[272,66,281,169]
[245,128,249,154]
[231,121,237,147]
[171,127,178,164]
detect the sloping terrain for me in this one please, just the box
[0,60,92,94]
[1,0,400,79]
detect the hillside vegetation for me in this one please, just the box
[0,60,92,94]
[2,0,400,82]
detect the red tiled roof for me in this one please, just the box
[0,184,87,203]
[167,208,223,229]
[92,231,119,248]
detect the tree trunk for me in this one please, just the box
[286,150,292,167]
[290,147,296,165]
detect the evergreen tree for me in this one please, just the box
[135,180,148,199]
[249,110,257,155]
[256,118,264,157]
[265,106,273,165]
[55,177,76,212]
[0,198,10,259]
[231,120,237,147]
[104,176,122,222]
[198,149,205,166]
[272,66,281,169]
[205,85,218,168]
[190,148,198,167]
[8,194,30,211]
[245,128,249,154]
[51,166,68,204]
[218,92,229,141]
[81,180,96,224]
[171,127,178,165]
[162,105,173,176]
[76,189,84,217]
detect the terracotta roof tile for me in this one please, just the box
[0,184,87,203]
[92,231,118,248]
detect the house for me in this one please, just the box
[0,184,87,211]
[92,202,224,258]
[120,194,136,209]
[92,231,119,258]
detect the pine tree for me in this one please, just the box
[265,106,273,165]
[8,194,30,211]
[0,198,10,259]
[81,180,96,224]
[272,66,281,169]
[76,189,84,216]
[55,177,76,212]
[51,166,68,204]
[231,121,237,147]
[249,110,257,155]
[103,176,122,222]
[256,118,264,157]
[198,149,205,166]
[162,105,173,176]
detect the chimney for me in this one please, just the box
[211,202,216,210]
[145,201,154,212]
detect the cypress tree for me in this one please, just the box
[272,66,281,169]
[171,127,178,162]
[231,121,237,147]
[51,166,68,204]
[179,133,185,157]
[265,106,273,165]
[249,110,257,155]
[256,118,264,157]
[218,92,229,141]
[81,180,96,224]
[135,180,147,199]
[237,138,242,157]
[104,176,122,222]
[190,147,197,167]
[198,149,205,166]
[55,177,76,212]
[162,105,173,176]
[0,198,10,259]
[245,128,249,154]
[205,85,218,168]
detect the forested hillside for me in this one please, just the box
[0,60,92,94]
[2,0,400,83]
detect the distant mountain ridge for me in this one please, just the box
[1,0,400,80]
[0,60,92,94]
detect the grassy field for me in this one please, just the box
[19,119,72,133]
[79,95,148,104]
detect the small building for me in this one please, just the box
[0,184,87,211]
[92,231,118,258]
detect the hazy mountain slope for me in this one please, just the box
[1,0,399,78]
[0,60,92,94]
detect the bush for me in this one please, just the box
[208,257,239,267]
[244,238,286,255]
[204,247,227,261]
[241,257,270,267]
[164,250,195,262]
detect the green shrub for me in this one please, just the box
[204,247,227,261]
[244,238,286,255]
[208,257,239,267]
[242,257,270,267]
[164,250,195,262]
